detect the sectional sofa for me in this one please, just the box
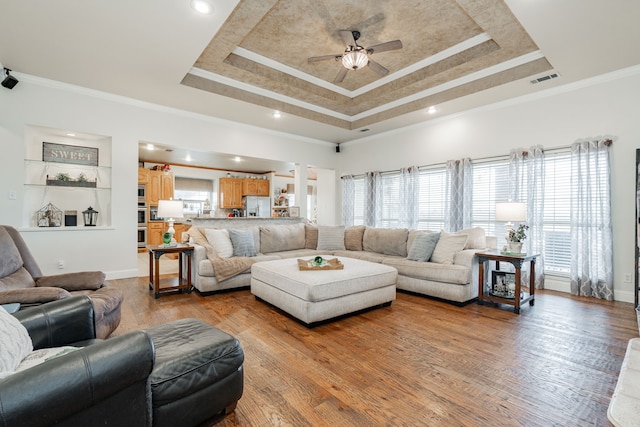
[186,218,496,305]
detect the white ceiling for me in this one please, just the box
[1,0,639,170]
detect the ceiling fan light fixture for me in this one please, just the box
[341,48,368,70]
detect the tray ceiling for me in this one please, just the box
[183,0,552,131]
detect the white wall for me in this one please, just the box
[337,66,640,303]
[0,77,336,278]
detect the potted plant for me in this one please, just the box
[506,224,529,254]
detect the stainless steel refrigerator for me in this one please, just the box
[243,196,271,217]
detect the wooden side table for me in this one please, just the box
[476,250,539,314]
[147,244,194,298]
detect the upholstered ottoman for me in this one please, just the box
[144,318,244,427]
[251,256,397,326]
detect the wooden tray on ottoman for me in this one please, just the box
[297,257,344,271]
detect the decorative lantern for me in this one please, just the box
[82,206,99,226]
[36,202,63,227]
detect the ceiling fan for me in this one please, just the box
[308,30,402,83]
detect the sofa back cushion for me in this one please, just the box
[316,226,345,250]
[363,227,409,257]
[344,225,366,251]
[0,228,23,279]
[260,223,306,254]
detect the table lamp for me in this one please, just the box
[158,199,183,244]
[495,201,526,249]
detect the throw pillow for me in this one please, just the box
[344,225,366,251]
[0,227,23,278]
[407,232,440,262]
[431,230,468,264]
[228,229,257,257]
[457,227,487,249]
[305,224,318,249]
[204,228,234,258]
[316,226,346,250]
[0,306,33,379]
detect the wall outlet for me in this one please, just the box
[624,273,632,283]
[58,260,64,269]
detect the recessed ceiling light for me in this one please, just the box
[190,0,213,14]
[273,110,281,119]
[427,106,437,114]
[146,143,154,151]
[185,154,192,162]
[234,156,242,162]
[66,133,76,137]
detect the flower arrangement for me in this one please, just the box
[507,224,529,242]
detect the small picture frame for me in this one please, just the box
[491,271,516,298]
[289,206,300,217]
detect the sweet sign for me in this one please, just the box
[42,142,99,166]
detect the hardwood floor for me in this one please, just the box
[112,276,637,427]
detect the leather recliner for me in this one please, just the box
[0,296,245,427]
[0,224,123,338]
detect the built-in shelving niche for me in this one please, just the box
[23,125,112,229]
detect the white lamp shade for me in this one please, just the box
[158,200,183,219]
[495,202,526,222]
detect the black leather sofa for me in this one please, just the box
[0,296,244,427]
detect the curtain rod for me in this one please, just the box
[340,138,614,179]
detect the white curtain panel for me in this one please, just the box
[398,166,419,230]
[570,139,614,300]
[508,147,546,289]
[341,175,355,227]
[444,158,472,232]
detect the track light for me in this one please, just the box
[2,68,18,89]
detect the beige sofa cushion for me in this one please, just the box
[305,224,318,249]
[363,227,409,257]
[382,258,470,285]
[204,228,233,258]
[344,225,366,251]
[431,230,468,264]
[260,223,305,254]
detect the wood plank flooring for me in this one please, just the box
[111,276,638,426]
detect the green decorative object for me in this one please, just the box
[313,256,324,266]
[162,232,172,245]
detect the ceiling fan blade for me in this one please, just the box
[334,67,348,83]
[367,40,403,54]
[368,59,389,76]
[308,54,341,63]
[340,30,356,47]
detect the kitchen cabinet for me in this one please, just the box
[147,222,165,246]
[242,178,270,196]
[148,222,189,245]
[146,170,174,205]
[219,178,243,208]
[138,167,149,184]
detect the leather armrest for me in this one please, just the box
[0,287,71,305]
[0,331,154,427]
[14,296,96,349]
[35,271,105,291]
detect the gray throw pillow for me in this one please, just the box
[407,232,440,262]
[316,226,345,250]
[228,229,257,257]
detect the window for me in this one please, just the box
[416,167,447,231]
[542,153,571,275]
[174,177,213,215]
[470,160,510,242]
